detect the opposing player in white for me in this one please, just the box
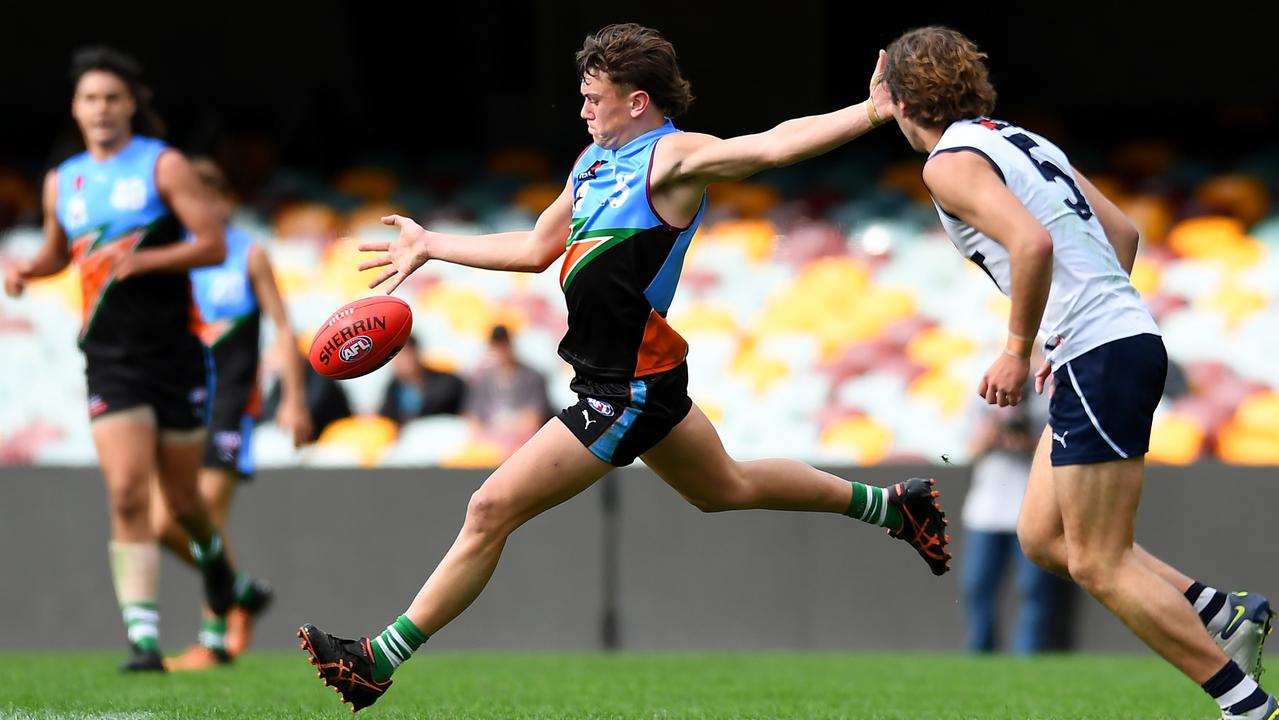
[876,26,1274,720]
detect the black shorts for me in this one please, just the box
[1049,334,1167,466]
[85,341,212,432]
[557,362,693,467]
[203,380,260,478]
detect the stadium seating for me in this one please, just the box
[2,145,1275,468]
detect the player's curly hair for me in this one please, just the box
[576,23,694,117]
[883,27,996,128]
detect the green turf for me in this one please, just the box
[0,651,1211,719]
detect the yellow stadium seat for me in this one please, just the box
[442,440,506,469]
[669,302,739,336]
[1197,285,1267,328]
[487,147,551,179]
[346,202,405,234]
[905,327,977,369]
[879,161,932,206]
[1146,413,1204,465]
[318,239,379,301]
[512,182,563,216]
[417,284,496,337]
[820,416,893,465]
[707,182,781,218]
[1167,216,1263,267]
[274,202,341,241]
[315,415,399,467]
[701,219,779,262]
[1129,257,1162,299]
[1117,195,1173,246]
[1194,174,1270,226]
[1217,426,1279,464]
[1234,392,1279,430]
[691,398,725,425]
[907,370,969,417]
[729,341,791,394]
[334,167,399,203]
[1217,393,1279,464]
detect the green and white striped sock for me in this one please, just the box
[199,617,227,653]
[369,615,429,682]
[189,532,224,568]
[122,602,160,652]
[845,482,903,530]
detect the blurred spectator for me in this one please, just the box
[463,324,551,454]
[378,334,466,425]
[960,384,1073,654]
[261,342,351,443]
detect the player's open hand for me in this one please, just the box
[278,396,313,449]
[978,352,1030,407]
[110,251,148,281]
[3,261,31,298]
[359,215,432,294]
[868,49,894,124]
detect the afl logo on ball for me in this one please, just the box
[587,398,615,417]
[339,335,374,363]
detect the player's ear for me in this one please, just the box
[629,89,650,118]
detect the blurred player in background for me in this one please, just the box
[298,23,948,712]
[2,47,241,672]
[151,157,312,669]
[881,26,1275,719]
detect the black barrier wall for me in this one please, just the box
[1,465,1273,651]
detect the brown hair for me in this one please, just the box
[883,26,997,128]
[575,23,693,117]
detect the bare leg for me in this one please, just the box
[94,409,161,543]
[153,468,237,567]
[154,430,218,546]
[1054,457,1228,683]
[404,419,612,635]
[1018,426,1197,595]
[640,404,852,513]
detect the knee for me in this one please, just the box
[107,477,151,524]
[161,485,202,524]
[1066,553,1118,599]
[1017,523,1063,572]
[463,489,516,541]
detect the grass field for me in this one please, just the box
[0,652,1212,719]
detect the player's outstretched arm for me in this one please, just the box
[4,171,72,297]
[359,180,573,293]
[658,51,892,187]
[1072,167,1140,275]
[925,150,1053,407]
[248,243,313,447]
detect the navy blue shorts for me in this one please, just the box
[1048,334,1167,466]
[557,362,693,467]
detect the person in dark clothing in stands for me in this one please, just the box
[378,334,466,425]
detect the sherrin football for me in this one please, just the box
[308,296,413,380]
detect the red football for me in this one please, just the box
[308,296,413,380]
